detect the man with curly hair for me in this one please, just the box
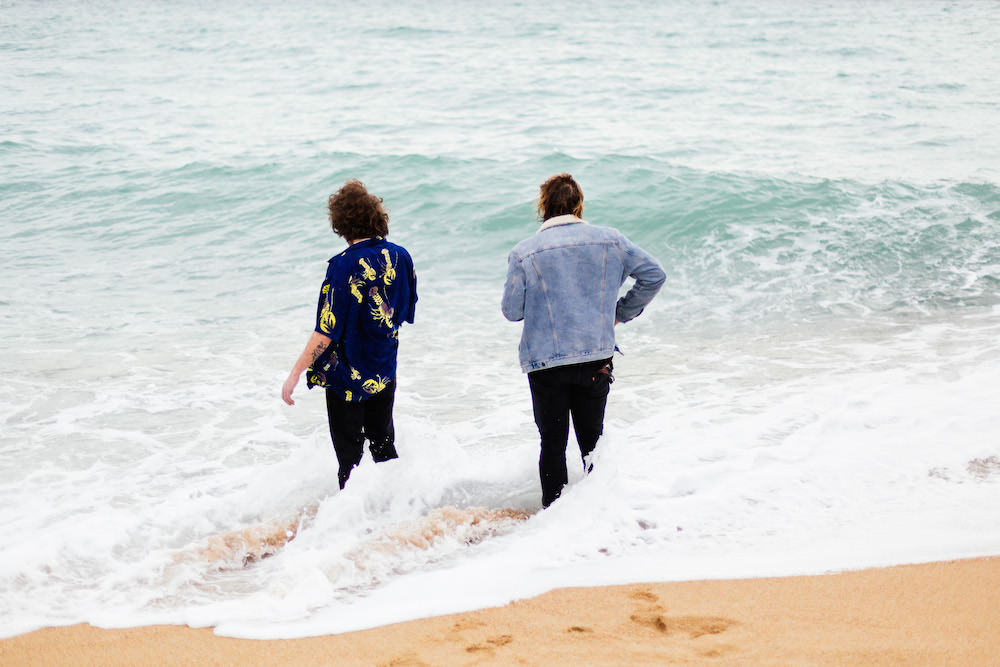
[283,180,417,489]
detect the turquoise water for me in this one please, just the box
[2,0,999,639]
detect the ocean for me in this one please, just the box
[2,0,999,639]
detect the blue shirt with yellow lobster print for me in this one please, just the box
[306,237,417,401]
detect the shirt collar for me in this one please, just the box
[332,237,383,261]
[538,214,586,232]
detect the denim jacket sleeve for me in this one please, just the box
[615,233,666,323]
[501,250,526,322]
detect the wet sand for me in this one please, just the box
[2,556,997,666]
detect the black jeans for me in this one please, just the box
[325,382,398,489]
[527,358,613,507]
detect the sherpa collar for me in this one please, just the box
[538,214,586,233]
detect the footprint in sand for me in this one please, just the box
[379,655,436,667]
[465,634,513,654]
[628,587,736,639]
[630,612,734,638]
[631,590,660,603]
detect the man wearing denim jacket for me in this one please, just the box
[502,173,665,507]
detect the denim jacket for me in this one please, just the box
[501,215,665,372]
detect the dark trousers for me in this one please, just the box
[528,358,612,507]
[325,382,398,489]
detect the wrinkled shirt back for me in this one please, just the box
[308,238,417,400]
[502,216,665,372]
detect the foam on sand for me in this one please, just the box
[182,506,531,570]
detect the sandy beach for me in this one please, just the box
[2,556,997,666]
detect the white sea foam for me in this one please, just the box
[4,304,999,639]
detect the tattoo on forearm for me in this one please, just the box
[310,340,329,363]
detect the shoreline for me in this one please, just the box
[3,556,998,666]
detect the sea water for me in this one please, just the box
[2,0,999,639]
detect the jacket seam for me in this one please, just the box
[513,238,618,262]
[528,255,559,356]
[600,246,609,348]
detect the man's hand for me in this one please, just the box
[282,373,300,405]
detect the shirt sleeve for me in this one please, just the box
[615,233,666,323]
[314,269,346,341]
[501,250,526,322]
[400,247,417,325]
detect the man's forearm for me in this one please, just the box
[282,331,332,406]
[291,332,332,376]
[617,254,666,323]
